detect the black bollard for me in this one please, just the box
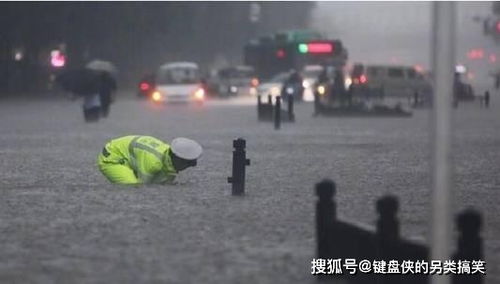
[267,94,272,105]
[314,92,320,116]
[227,138,250,196]
[274,96,281,130]
[315,179,336,259]
[257,95,262,121]
[453,209,483,284]
[484,91,490,108]
[288,96,295,122]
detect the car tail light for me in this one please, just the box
[140,82,150,91]
[359,74,367,84]
[251,78,259,87]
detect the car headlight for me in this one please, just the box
[317,85,326,95]
[345,77,352,88]
[194,88,205,100]
[270,87,280,96]
[152,91,163,102]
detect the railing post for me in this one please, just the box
[453,209,483,284]
[315,180,336,259]
[376,195,400,259]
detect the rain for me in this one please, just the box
[0,2,498,284]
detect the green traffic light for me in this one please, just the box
[298,43,308,53]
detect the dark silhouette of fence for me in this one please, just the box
[315,179,483,284]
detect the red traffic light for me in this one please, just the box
[298,42,334,54]
[308,43,333,53]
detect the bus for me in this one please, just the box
[244,30,348,80]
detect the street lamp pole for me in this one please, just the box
[430,2,456,284]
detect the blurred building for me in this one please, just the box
[0,2,315,94]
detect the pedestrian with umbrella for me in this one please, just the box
[56,61,117,122]
[56,68,103,122]
[86,60,117,117]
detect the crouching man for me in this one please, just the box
[97,135,202,185]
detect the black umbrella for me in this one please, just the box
[56,68,102,96]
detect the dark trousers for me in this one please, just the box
[83,106,101,122]
[100,91,112,117]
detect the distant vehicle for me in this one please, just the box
[454,72,475,101]
[137,74,156,99]
[301,65,331,102]
[209,65,259,97]
[349,64,433,105]
[256,71,291,99]
[244,30,348,80]
[152,62,205,104]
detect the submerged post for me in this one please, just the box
[314,92,320,116]
[227,138,250,196]
[274,96,281,130]
[288,96,295,122]
[431,3,456,284]
[257,95,262,120]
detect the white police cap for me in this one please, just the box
[171,137,203,160]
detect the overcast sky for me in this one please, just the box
[309,2,497,71]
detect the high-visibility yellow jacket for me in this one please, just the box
[100,135,177,184]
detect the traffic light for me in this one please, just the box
[276,48,286,58]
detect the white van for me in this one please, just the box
[153,62,205,103]
[211,65,257,97]
[350,64,433,105]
